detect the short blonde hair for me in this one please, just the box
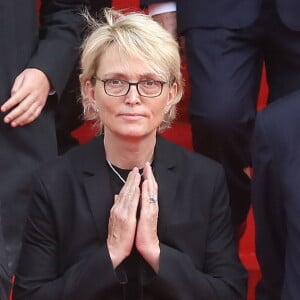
[80,8,184,132]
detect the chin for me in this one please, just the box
[119,128,154,140]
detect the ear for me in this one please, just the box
[83,79,97,110]
[165,82,177,113]
[84,80,95,100]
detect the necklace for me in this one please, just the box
[107,160,126,183]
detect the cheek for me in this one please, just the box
[98,104,114,119]
[98,100,123,127]
[151,104,167,122]
[94,92,116,114]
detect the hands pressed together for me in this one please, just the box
[1,68,50,127]
[107,162,160,273]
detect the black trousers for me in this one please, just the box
[187,0,300,227]
[0,103,57,299]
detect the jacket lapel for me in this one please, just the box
[154,136,180,232]
[81,137,113,239]
[140,136,180,284]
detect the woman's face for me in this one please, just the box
[84,44,177,140]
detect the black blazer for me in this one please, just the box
[252,91,300,299]
[14,136,247,300]
[0,1,87,296]
[140,0,300,32]
[0,0,86,104]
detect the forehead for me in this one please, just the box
[97,44,159,78]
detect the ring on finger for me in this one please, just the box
[149,195,158,203]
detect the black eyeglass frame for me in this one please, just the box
[93,76,167,98]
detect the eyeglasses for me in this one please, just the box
[93,76,167,98]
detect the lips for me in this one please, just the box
[119,113,146,118]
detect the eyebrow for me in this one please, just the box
[100,72,160,79]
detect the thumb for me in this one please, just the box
[11,72,26,95]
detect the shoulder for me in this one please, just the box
[157,135,224,179]
[35,137,103,184]
[255,91,300,148]
[257,90,300,128]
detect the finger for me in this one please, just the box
[140,179,159,219]
[119,167,137,199]
[118,168,141,210]
[110,169,141,227]
[143,162,155,181]
[9,102,43,127]
[2,91,27,114]
[2,72,27,114]
[114,194,118,203]
[139,180,159,232]
[126,169,141,211]
[143,163,158,200]
[11,72,26,93]
[146,163,155,193]
[3,94,37,125]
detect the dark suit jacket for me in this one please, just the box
[252,91,300,300]
[14,136,247,300]
[55,0,112,154]
[140,0,300,32]
[0,0,86,103]
[0,1,87,298]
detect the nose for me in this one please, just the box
[124,84,141,104]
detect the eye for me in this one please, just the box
[106,79,126,87]
[140,80,160,88]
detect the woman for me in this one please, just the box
[13,9,247,300]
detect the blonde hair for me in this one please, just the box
[80,8,184,132]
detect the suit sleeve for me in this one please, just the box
[282,165,300,299]
[27,0,88,98]
[13,175,122,300]
[145,167,247,300]
[251,112,284,296]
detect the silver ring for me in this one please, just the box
[149,195,158,203]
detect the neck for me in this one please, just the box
[104,133,156,169]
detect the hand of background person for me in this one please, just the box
[152,12,177,40]
[136,162,160,273]
[151,12,185,58]
[1,68,50,127]
[107,168,141,269]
